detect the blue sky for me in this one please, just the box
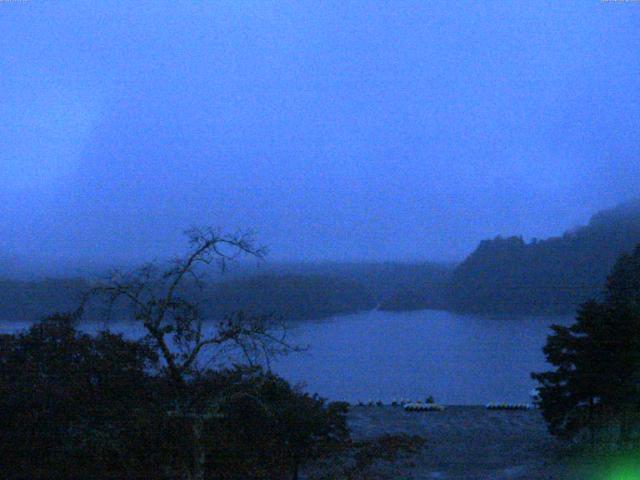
[1,1,639,264]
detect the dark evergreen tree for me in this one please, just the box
[532,244,640,445]
[606,244,640,308]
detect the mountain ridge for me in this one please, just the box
[383,198,640,314]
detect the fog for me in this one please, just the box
[1,1,639,270]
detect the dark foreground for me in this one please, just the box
[343,406,597,479]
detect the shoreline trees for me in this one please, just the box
[532,244,640,447]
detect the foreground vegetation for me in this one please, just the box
[0,314,354,479]
[533,243,640,447]
[0,229,425,479]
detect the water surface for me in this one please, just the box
[1,309,572,404]
[272,309,572,404]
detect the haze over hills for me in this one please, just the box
[0,261,449,323]
[449,198,640,313]
[1,199,639,321]
[384,198,640,314]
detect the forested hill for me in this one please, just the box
[2,200,638,320]
[0,275,376,324]
[448,199,640,314]
[0,263,450,323]
[0,278,90,323]
[203,274,375,321]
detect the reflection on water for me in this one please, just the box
[1,309,573,404]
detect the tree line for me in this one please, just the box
[533,242,640,448]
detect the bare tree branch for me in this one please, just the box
[83,227,293,392]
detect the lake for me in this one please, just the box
[0,309,573,405]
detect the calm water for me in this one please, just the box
[1,309,572,405]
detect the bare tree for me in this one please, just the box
[83,227,298,480]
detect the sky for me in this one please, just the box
[1,0,639,267]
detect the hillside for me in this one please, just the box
[383,199,640,314]
[204,274,375,321]
[377,266,452,311]
[0,278,90,322]
[2,200,638,320]
[449,199,640,314]
[0,263,450,323]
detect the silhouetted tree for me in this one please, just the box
[0,315,351,480]
[87,228,292,385]
[196,367,349,480]
[532,244,640,445]
[4,229,426,479]
[85,228,299,479]
[606,244,640,308]
[0,314,163,479]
